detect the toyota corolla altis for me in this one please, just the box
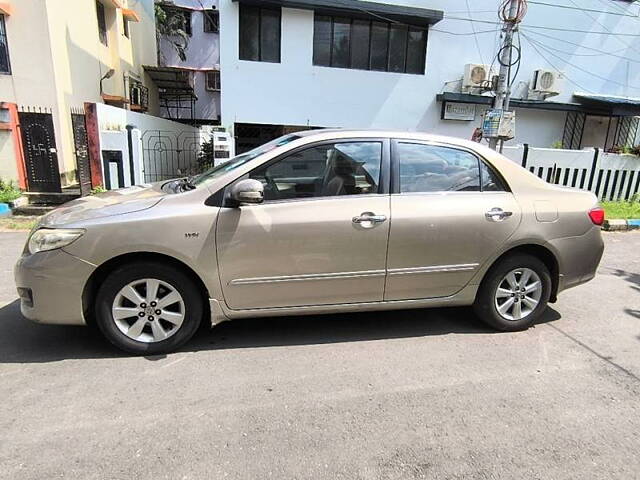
[15,130,604,354]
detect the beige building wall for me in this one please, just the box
[0,0,157,187]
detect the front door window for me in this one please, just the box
[249,141,383,201]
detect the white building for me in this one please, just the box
[212,0,640,153]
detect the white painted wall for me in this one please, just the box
[95,103,200,188]
[219,0,640,147]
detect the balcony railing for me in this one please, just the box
[129,82,149,112]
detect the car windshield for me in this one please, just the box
[191,134,303,187]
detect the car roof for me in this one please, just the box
[293,128,482,149]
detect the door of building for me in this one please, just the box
[18,111,62,193]
[71,112,92,196]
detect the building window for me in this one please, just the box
[203,9,219,33]
[205,71,221,91]
[313,15,427,74]
[123,18,130,38]
[0,15,10,74]
[239,4,281,63]
[96,1,108,46]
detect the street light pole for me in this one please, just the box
[488,0,521,150]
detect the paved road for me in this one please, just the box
[0,231,639,479]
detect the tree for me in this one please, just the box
[155,2,190,65]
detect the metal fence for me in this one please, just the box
[503,145,640,201]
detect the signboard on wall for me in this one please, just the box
[442,102,476,121]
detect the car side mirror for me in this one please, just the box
[229,179,264,205]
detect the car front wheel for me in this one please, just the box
[95,261,203,354]
[473,253,552,331]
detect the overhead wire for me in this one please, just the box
[527,1,639,18]
[466,0,486,65]
[520,32,593,93]
[522,32,640,91]
[522,29,640,62]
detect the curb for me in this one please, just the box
[603,219,640,231]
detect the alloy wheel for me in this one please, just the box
[111,278,185,343]
[494,268,542,321]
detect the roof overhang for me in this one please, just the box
[232,0,443,27]
[143,65,197,100]
[573,92,640,116]
[122,8,140,22]
[437,92,613,116]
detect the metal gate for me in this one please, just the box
[71,110,92,196]
[18,110,61,193]
[141,130,203,182]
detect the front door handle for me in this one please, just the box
[485,207,513,222]
[352,211,387,228]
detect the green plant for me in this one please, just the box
[551,140,563,149]
[0,178,22,204]
[601,199,640,219]
[155,2,190,64]
[91,185,107,195]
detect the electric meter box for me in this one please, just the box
[482,109,516,140]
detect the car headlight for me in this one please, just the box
[28,228,85,254]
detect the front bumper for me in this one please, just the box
[14,249,96,325]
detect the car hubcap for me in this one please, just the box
[494,268,542,321]
[112,278,185,343]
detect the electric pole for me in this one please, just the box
[488,0,525,150]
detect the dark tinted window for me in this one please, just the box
[480,161,507,191]
[239,5,280,62]
[312,15,426,75]
[313,15,331,65]
[96,1,108,46]
[350,19,370,70]
[331,17,351,68]
[406,27,426,74]
[388,24,408,72]
[369,22,389,71]
[203,10,219,33]
[249,142,382,201]
[0,15,10,74]
[398,143,480,193]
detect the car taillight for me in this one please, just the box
[588,207,605,226]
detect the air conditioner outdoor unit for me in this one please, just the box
[531,69,562,95]
[462,64,495,91]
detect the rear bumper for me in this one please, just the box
[547,226,604,294]
[14,249,95,325]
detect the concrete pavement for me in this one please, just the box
[0,231,639,479]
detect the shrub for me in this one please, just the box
[0,178,22,204]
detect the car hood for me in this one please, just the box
[40,184,166,227]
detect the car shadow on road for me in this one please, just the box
[0,298,563,364]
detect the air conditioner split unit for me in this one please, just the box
[462,64,496,91]
[531,69,563,96]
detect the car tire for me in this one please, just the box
[95,261,203,355]
[473,253,551,332]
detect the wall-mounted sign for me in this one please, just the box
[442,102,476,121]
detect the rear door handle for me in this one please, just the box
[485,207,513,222]
[352,211,387,227]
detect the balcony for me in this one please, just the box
[129,82,149,112]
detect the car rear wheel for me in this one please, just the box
[95,262,203,354]
[473,254,551,331]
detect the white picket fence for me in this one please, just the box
[502,146,640,201]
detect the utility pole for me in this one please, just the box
[488,0,523,150]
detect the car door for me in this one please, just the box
[216,139,391,310]
[384,140,521,301]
